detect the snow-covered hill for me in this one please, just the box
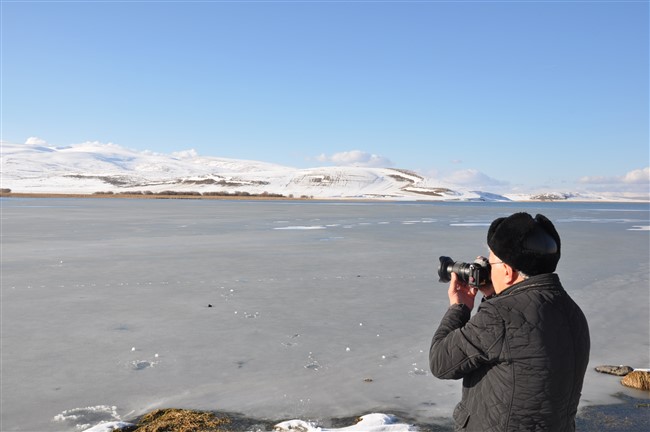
[0,141,634,201]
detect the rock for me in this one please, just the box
[595,365,634,376]
[621,370,650,391]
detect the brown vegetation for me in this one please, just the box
[529,193,571,201]
[181,178,270,186]
[621,370,650,391]
[386,174,414,183]
[389,168,424,181]
[64,174,134,186]
[117,409,231,432]
[406,188,454,197]
[0,191,293,200]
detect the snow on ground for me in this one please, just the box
[274,413,418,431]
[80,413,417,432]
[4,140,638,201]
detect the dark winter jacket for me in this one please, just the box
[429,273,590,431]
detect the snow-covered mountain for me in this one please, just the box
[0,141,630,201]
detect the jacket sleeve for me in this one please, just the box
[429,302,505,380]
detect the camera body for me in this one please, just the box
[438,256,491,288]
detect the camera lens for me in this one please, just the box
[438,256,492,287]
[451,261,472,283]
[438,256,455,283]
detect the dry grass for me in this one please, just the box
[0,192,393,203]
[118,408,232,432]
[0,192,296,200]
[621,370,650,391]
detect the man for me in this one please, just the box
[429,212,590,431]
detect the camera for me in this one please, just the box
[438,256,491,288]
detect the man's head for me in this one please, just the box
[487,212,561,279]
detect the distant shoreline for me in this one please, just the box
[1,192,646,203]
[0,192,305,201]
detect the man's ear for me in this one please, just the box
[503,263,519,285]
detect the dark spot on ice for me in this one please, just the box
[133,361,152,370]
[208,304,213,308]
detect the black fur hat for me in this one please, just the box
[487,212,561,276]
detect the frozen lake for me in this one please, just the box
[1,198,649,431]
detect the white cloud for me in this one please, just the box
[576,167,649,197]
[622,167,650,184]
[579,167,650,185]
[317,150,392,168]
[443,169,508,188]
[172,149,199,159]
[25,137,47,145]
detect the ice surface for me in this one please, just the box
[1,199,648,431]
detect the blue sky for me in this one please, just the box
[2,0,648,195]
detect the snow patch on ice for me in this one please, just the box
[274,413,417,431]
[82,421,135,432]
[54,406,126,431]
[274,226,327,230]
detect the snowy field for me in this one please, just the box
[1,198,649,431]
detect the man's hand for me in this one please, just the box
[478,283,496,298]
[448,273,478,310]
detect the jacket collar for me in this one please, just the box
[497,273,561,297]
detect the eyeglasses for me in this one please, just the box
[489,261,504,266]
